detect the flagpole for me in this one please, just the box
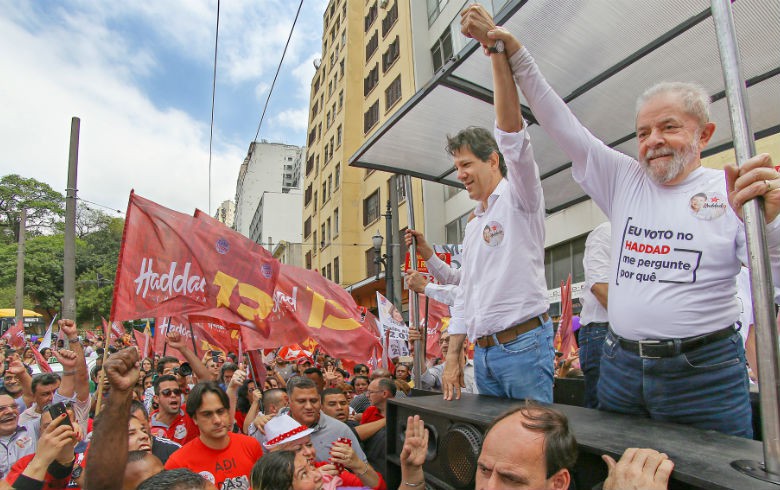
[404,175,423,388]
[188,322,198,356]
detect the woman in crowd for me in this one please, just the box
[351,375,369,397]
[251,450,321,490]
[140,357,154,373]
[235,379,257,432]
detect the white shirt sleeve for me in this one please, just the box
[424,283,456,306]
[494,124,543,213]
[424,253,461,285]
[447,288,467,337]
[585,223,611,286]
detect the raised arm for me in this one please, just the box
[165,331,214,381]
[84,348,139,490]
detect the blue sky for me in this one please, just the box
[0,0,327,215]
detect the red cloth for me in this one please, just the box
[313,461,387,490]
[360,406,384,424]
[164,432,262,490]
[149,410,199,445]
[6,454,74,489]
[235,411,246,433]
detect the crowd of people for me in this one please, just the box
[3,3,776,489]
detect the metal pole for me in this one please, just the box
[63,117,80,320]
[404,175,424,387]
[384,199,394,308]
[390,176,402,310]
[14,209,26,327]
[711,0,780,481]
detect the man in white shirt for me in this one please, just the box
[461,5,780,437]
[579,222,611,409]
[409,7,553,402]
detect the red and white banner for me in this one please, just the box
[2,321,26,349]
[101,317,124,344]
[418,295,451,360]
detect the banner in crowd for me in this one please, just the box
[101,317,125,343]
[2,321,26,349]
[111,192,280,329]
[376,292,409,359]
[153,317,241,360]
[112,193,380,363]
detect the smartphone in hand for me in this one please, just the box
[47,402,72,429]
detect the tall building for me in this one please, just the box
[249,190,303,250]
[302,0,423,313]
[233,141,304,237]
[213,200,236,228]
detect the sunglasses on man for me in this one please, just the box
[160,388,182,397]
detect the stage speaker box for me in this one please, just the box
[387,391,773,490]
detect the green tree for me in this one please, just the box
[0,175,64,244]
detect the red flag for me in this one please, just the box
[418,295,451,360]
[110,192,280,327]
[246,350,266,387]
[101,317,124,344]
[2,322,26,349]
[85,331,97,343]
[31,346,52,373]
[132,328,148,357]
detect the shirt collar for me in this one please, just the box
[475,178,507,216]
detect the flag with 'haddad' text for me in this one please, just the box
[111,191,280,329]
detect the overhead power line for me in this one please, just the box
[253,0,305,143]
[207,0,221,216]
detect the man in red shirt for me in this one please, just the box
[361,378,395,424]
[165,382,262,490]
[149,375,199,445]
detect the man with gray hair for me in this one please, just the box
[461,5,780,437]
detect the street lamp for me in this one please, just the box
[372,201,395,307]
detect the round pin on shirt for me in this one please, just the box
[483,221,505,247]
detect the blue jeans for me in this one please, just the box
[474,317,554,402]
[578,324,608,409]
[597,329,752,438]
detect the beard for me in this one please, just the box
[639,134,700,185]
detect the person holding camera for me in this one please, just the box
[149,375,199,446]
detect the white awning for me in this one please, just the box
[349,0,780,214]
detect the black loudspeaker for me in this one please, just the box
[387,392,773,490]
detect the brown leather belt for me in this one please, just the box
[476,314,549,348]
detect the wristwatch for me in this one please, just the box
[68,337,80,343]
[488,39,505,54]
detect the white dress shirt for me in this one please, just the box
[580,222,611,325]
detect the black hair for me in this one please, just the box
[31,373,60,394]
[156,356,180,375]
[321,387,345,402]
[185,381,229,419]
[353,363,368,374]
[303,367,323,378]
[446,126,507,177]
[220,362,238,383]
[236,379,255,413]
[286,376,317,395]
[137,468,210,490]
[250,450,295,490]
[153,375,178,395]
[351,375,369,389]
[130,400,149,420]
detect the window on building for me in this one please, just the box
[382,37,400,73]
[393,175,406,203]
[382,1,398,37]
[432,28,454,72]
[341,29,346,46]
[335,164,340,189]
[321,223,326,247]
[364,100,379,133]
[338,90,344,111]
[304,217,311,237]
[363,189,380,226]
[326,218,332,242]
[305,251,312,269]
[544,235,588,290]
[328,175,333,197]
[427,0,448,26]
[445,211,471,244]
[364,64,379,96]
[326,110,331,128]
[326,263,332,281]
[365,31,378,61]
[313,191,318,212]
[313,230,317,255]
[329,137,335,159]
[333,208,339,235]
[337,125,342,147]
[385,75,402,110]
[339,59,345,79]
[334,257,340,284]
[322,266,327,277]
[364,2,377,32]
